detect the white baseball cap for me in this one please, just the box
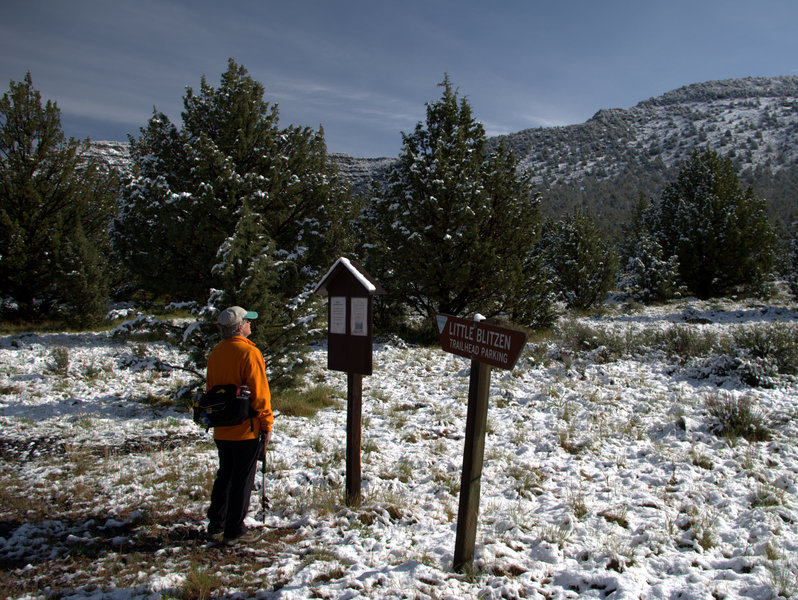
[217,306,258,327]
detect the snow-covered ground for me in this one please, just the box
[2,297,798,599]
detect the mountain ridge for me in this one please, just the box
[86,75,798,227]
[494,75,798,182]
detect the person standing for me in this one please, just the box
[206,306,273,544]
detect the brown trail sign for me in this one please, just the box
[437,313,527,370]
[437,313,528,572]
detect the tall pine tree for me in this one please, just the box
[0,73,117,325]
[113,60,355,386]
[361,76,551,337]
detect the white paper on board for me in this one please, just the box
[350,297,368,336]
[330,296,347,334]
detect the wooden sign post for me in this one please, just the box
[315,258,384,506]
[437,313,528,572]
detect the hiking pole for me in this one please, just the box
[261,452,267,524]
[261,433,269,524]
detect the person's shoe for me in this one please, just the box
[206,522,224,542]
[222,528,263,546]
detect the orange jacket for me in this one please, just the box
[206,336,273,441]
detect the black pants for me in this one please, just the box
[207,437,259,538]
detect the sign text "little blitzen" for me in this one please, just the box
[436,314,528,370]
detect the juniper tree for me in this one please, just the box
[361,76,551,337]
[0,73,117,325]
[113,59,355,386]
[622,231,680,302]
[538,209,618,310]
[619,198,680,302]
[788,219,798,299]
[651,148,775,298]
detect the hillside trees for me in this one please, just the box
[648,148,775,298]
[0,73,118,325]
[361,76,552,337]
[112,60,355,386]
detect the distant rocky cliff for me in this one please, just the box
[327,154,395,191]
[83,142,394,192]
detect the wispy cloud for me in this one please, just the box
[4,0,798,156]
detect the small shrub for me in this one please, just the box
[396,457,413,483]
[507,464,545,498]
[604,534,635,572]
[751,482,785,508]
[765,540,783,561]
[51,346,70,375]
[679,504,718,551]
[390,404,410,428]
[539,522,571,548]
[766,560,798,599]
[556,320,621,355]
[691,512,717,551]
[308,435,327,454]
[182,563,221,600]
[660,325,718,360]
[568,489,588,519]
[690,448,714,470]
[736,356,780,388]
[362,436,378,455]
[0,471,35,518]
[432,468,460,497]
[312,564,347,583]
[557,425,588,455]
[600,505,629,529]
[82,356,113,380]
[734,323,798,376]
[705,391,771,442]
[64,442,97,476]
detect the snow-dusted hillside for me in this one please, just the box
[2,296,798,599]
[496,76,798,186]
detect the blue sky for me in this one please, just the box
[2,0,797,157]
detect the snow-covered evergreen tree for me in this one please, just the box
[788,220,798,299]
[361,76,551,337]
[0,73,118,325]
[538,209,618,310]
[650,148,775,298]
[113,60,355,386]
[618,199,680,302]
[623,231,681,302]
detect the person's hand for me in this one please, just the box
[261,429,271,448]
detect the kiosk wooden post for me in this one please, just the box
[437,313,528,573]
[346,372,363,503]
[315,258,384,506]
